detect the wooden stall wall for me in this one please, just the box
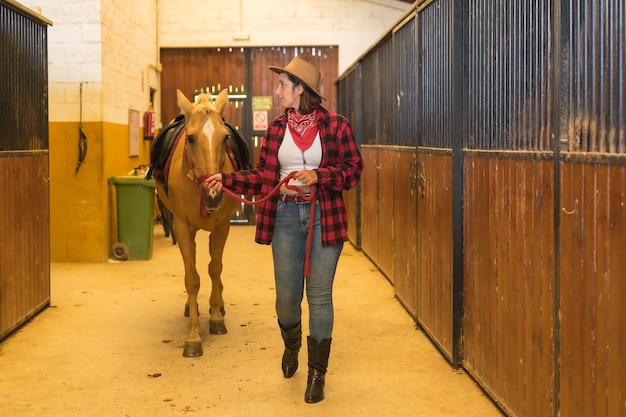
[0,1,51,341]
[414,1,455,358]
[337,66,362,247]
[160,48,247,129]
[353,25,420,307]
[554,1,626,415]
[356,45,384,265]
[559,159,626,417]
[377,148,396,281]
[249,47,338,115]
[460,0,556,414]
[463,155,555,417]
[359,147,379,263]
[393,149,417,316]
[416,150,453,355]
[338,1,626,417]
[0,155,51,340]
[391,13,418,317]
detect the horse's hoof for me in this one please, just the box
[210,320,227,335]
[183,341,203,357]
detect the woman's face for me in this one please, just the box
[275,73,303,112]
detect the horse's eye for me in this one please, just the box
[186,134,196,144]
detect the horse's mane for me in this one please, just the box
[194,94,218,114]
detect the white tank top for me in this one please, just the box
[278,126,322,192]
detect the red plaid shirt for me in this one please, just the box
[221,106,363,246]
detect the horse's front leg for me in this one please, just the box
[175,222,203,357]
[207,218,231,334]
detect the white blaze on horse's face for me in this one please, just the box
[177,88,231,214]
[201,117,220,175]
[185,96,228,178]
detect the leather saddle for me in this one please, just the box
[146,115,252,194]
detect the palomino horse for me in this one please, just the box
[150,89,247,357]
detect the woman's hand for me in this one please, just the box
[294,169,318,186]
[204,173,223,192]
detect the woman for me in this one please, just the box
[205,56,363,403]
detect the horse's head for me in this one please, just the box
[177,88,231,214]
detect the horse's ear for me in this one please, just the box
[214,89,229,115]
[177,89,193,118]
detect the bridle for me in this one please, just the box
[183,139,233,219]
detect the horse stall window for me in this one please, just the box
[360,53,381,146]
[465,0,552,152]
[394,14,417,148]
[419,2,452,149]
[560,1,626,154]
[377,40,395,147]
[0,2,50,152]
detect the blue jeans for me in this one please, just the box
[271,200,343,341]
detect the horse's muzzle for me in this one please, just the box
[203,188,222,214]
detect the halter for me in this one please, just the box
[183,140,236,219]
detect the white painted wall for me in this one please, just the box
[158,0,410,74]
[22,0,410,123]
[22,0,158,124]
[100,0,158,124]
[23,0,103,122]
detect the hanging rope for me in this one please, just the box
[76,82,88,172]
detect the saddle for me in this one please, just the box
[146,115,252,194]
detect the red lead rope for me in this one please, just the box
[201,172,317,278]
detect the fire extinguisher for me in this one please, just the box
[143,105,155,139]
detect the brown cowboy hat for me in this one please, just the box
[269,56,325,100]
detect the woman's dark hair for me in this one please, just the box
[287,73,322,114]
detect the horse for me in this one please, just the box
[148,88,249,357]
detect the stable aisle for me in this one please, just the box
[0,225,504,417]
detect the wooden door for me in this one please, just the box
[0,3,51,341]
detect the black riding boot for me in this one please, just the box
[280,322,302,378]
[304,336,332,403]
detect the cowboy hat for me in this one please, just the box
[269,56,325,100]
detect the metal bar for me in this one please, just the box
[552,0,566,415]
[451,0,467,368]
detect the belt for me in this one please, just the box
[280,193,311,204]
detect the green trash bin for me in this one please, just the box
[108,176,156,260]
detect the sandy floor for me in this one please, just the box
[0,225,503,417]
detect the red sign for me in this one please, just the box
[253,111,268,131]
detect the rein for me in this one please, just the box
[183,143,234,219]
[203,172,317,279]
[183,141,316,278]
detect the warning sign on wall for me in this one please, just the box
[253,111,268,131]
[252,96,273,132]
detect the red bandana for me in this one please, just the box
[287,109,319,151]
